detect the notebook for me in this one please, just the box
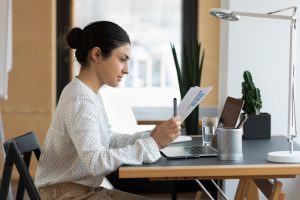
[160,96,244,159]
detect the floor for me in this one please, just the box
[143,190,213,200]
[142,191,199,200]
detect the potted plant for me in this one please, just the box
[171,41,205,135]
[241,70,271,139]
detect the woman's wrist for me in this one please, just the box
[151,136,163,149]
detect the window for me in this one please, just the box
[73,0,182,107]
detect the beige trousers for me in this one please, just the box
[36,182,150,200]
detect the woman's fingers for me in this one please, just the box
[150,116,182,149]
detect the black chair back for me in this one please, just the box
[0,131,41,200]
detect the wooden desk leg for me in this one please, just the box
[246,180,259,200]
[269,180,283,200]
[254,179,285,200]
[279,192,285,200]
[235,179,250,200]
[234,178,258,200]
[232,178,286,200]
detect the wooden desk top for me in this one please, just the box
[119,136,300,179]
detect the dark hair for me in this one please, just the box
[66,21,130,66]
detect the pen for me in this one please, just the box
[173,98,177,117]
[237,114,248,129]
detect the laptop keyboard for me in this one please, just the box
[184,145,217,154]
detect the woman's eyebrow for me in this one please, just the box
[121,53,130,60]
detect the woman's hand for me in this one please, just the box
[151,116,182,149]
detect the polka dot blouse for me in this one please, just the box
[35,77,161,188]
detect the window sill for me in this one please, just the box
[132,106,218,125]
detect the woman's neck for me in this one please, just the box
[77,68,102,93]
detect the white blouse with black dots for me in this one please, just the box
[34,77,161,188]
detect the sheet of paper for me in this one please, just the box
[177,86,213,121]
[171,135,192,143]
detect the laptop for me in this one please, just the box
[160,96,244,159]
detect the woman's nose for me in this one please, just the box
[122,63,129,74]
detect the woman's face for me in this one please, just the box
[96,43,131,87]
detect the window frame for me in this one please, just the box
[56,0,198,103]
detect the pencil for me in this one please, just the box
[173,98,177,117]
[237,114,248,129]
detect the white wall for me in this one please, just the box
[0,0,12,100]
[218,0,300,199]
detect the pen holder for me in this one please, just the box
[217,127,243,160]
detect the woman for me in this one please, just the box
[34,21,182,199]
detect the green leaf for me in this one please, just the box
[199,49,205,86]
[170,40,205,98]
[170,43,184,98]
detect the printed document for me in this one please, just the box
[177,86,213,121]
[172,135,192,143]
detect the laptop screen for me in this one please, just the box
[218,96,245,128]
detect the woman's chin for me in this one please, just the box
[107,82,119,88]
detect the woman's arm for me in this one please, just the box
[66,98,161,177]
[109,116,182,150]
[108,129,151,148]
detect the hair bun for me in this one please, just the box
[66,27,82,49]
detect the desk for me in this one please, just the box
[119,136,300,199]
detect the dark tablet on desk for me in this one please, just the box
[218,96,245,128]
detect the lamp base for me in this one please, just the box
[268,151,300,163]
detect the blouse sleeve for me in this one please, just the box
[108,126,153,148]
[65,97,161,177]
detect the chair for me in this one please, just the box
[0,131,41,200]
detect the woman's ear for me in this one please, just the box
[90,47,102,62]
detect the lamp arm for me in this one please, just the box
[288,17,297,153]
[234,11,295,21]
[267,6,297,15]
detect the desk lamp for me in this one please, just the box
[210,6,300,163]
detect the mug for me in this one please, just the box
[217,127,243,160]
